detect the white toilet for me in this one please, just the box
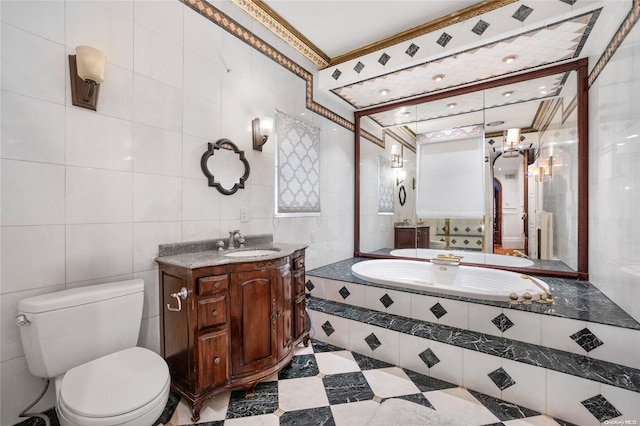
[17,279,170,426]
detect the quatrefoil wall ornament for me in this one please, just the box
[200,139,250,195]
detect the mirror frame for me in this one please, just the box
[354,58,589,280]
[201,138,251,196]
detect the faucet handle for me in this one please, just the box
[216,240,225,251]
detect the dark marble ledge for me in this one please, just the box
[307,257,640,330]
[308,297,640,394]
[158,234,274,257]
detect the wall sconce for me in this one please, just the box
[502,128,521,158]
[69,46,106,111]
[534,156,553,182]
[396,169,406,186]
[252,117,274,151]
[390,144,403,168]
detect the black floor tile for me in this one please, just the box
[279,406,335,426]
[402,368,458,392]
[13,409,59,426]
[469,389,540,421]
[154,391,181,425]
[322,371,375,405]
[278,354,320,379]
[311,339,344,353]
[225,381,279,419]
[352,351,394,370]
[383,393,434,410]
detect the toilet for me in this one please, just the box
[17,279,170,426]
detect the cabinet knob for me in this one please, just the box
[212,310,218,317]
[214,282,220,289]
[214,357,220,365]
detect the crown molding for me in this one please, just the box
[232,0,517,69]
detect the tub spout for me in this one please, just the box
[431,253,463,266]
[520,274,553,303]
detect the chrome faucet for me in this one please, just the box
[228,230,244,249]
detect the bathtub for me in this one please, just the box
[351,259,550,302]
[390,248,535,268]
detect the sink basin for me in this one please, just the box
[224,249,280,258]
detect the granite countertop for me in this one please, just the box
[155,235,307,269]
[394,224,429,228]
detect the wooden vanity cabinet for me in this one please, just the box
[158,249,308,422]
[394,226,430,249]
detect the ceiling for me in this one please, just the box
[232,0,628,138]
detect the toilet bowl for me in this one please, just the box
[17,280,170,426]
[56,347,170,426]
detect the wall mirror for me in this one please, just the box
[354,59,588,279]
[201,138,250,195]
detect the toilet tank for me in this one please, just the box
[18,279,145,379]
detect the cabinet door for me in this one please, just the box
[395,228,416,248]
[417,227,430,248]
[196,329,229,391]
[230,269,278,376]
[276,264,292,359]
[162,273,192,389]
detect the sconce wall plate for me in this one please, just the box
[201,138,250,195]
[252,117,272,151]
[69,55,100,111]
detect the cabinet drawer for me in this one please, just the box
[198,275,228,295]
[197,295,227,330]
[197,330,229,391]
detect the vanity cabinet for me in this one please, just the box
[158,249,307,422]
[394,226,430,249]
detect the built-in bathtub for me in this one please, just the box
[351,259,550,302]
[390,248,535,268]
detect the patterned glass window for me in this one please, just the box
[275,110,321,215]
[378,156,394,214]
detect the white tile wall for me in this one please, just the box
[1,2,354,417]
[589,10,640,324]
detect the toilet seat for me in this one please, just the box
[57,347,170,426]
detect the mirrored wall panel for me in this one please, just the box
[355,60,587,278]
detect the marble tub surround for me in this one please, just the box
[308,297,640,394]
[155,235,307,269]
[307,258,640,330]
[308,300,640,425]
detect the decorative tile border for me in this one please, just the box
[588,0,640,88]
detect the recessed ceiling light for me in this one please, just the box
[539,86,546,89]
[379,89,390,96]
[502,91,513,97]
[432,74,445,81]
[447,103,457,109]
[502,55,517,64]
[486,121,505,127]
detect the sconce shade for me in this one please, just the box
[69,46,106,111]
[502,128,521,158]
[75,46,106,83]
[252,117,274,151]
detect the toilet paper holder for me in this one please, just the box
[167,287,188,312]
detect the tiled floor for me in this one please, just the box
[163,340,572,426]
[16,339,573,426]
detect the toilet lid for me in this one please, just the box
[60,347,169,418]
